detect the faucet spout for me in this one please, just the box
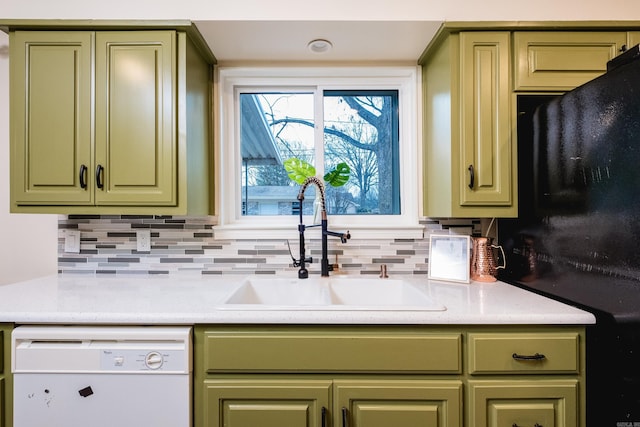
[295,176,351,277]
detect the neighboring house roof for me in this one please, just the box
[242,186,300,201]
[240,95,282,165]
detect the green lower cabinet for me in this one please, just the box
[468,380,579,427]
[195,325,585,427]
[335,380,462,427]
[203,379,331,427]
[203,378,462,427]
[0,324,13,427]
[0,377,4,427]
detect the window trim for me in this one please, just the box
[214,66,424,240]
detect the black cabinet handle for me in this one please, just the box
[79,164,88,189]
[468,164,475,189]
[95,165,104,189]
[512,424,543,427]
[512,352,546,361]
[321,407,327,427]
[620,44,628,52]
[342,407,348,427]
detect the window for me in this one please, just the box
[216,67,423,239]
[240,90,400,216]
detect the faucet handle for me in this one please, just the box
[331,254,340,272]
[379,264,389,279]
[341,231,351,244]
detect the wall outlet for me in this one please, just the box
[64,229,81,253]
[136,230,151,252]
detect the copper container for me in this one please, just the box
[470,237,506,282]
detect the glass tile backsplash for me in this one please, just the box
[57,216,480,275]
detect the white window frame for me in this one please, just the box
[214,66,424,240]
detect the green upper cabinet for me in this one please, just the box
[421,31,516,218]
[94,31,176,206]
[7,23,214,214]
[514,31,628,91]
[10,31,94,205]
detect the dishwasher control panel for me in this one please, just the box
[12,326,192,374]
[101,348,184,372]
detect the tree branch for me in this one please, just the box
[270,117,377,152]
[342,96,381,127]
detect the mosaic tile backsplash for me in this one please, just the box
[58,216,481,276]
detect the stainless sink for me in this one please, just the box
[219,277,446,311]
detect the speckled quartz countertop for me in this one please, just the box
[0,274,595,325]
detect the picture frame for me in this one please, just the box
[428,234,471,283]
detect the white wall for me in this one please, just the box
[0,0,637,284]
[0,31,58,285]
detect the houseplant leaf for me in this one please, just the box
[324,162,351,187]
[284,158,316,185]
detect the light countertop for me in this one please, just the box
[0,274,595,325]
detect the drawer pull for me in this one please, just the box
[512,352,546,361]
[342,407,349,427]
[321,407,327,427]
[512,424,543,427]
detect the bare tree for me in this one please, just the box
[325,122,379,212]
[266,94,396,214]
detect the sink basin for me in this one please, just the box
[327,279,444,310]
[219,277,446,311]
[222,277,331,308]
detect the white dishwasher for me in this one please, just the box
[12,325,192,427]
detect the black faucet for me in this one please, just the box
[294,176,350,278]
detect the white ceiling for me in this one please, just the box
[194,20,443,64]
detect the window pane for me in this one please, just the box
[240,93,315,216]
[323,91,400,215]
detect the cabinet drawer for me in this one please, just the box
[468,332,580,374]
[202,328,462,374]
[514,31,627,91]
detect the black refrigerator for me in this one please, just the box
[499,44,640,426]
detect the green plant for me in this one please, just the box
[283,158,351,187]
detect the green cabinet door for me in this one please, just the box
[458,32,512,210]
[468,380,579,427]
[0,377,4,427]
[10,31,93,205]
[95,31,177,206]
[203,379,332,427]
[422,31,516,218]
[514,32,627,91]
[335,380,462,427]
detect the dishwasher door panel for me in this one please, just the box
[14,372,190,427]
